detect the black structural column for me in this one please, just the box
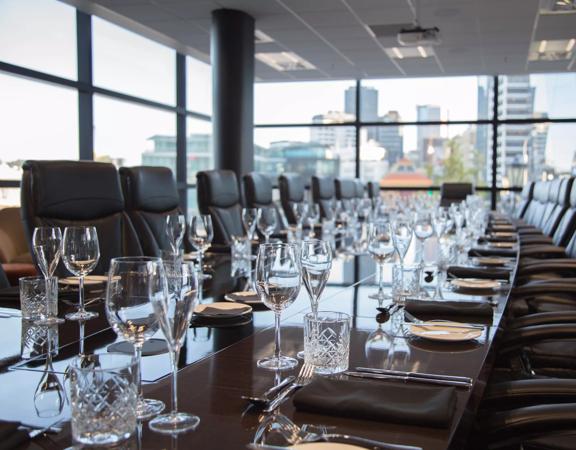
[77,11,94,161]
[211,9,255,177]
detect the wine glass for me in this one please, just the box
[255,243,301,370]
[367,221,396,306]
[242,207,258,242]
[291,202,309,240]
[149,261,200,433]
[307,204,320,238]
[257,208,277,244]
[300,239,332,317]
[392,216,413,301]
[432,208,448,239]
[166,213,186,262]
[105,256,166,420]
[188,215,213,281]
[414,211,434,267]
[61,226,100,321]
[32,227,64,325]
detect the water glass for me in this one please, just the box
[20,276,58,321]
[257,208,277,244]
[21,320,59,360]
[392,263,422,302]
[69,353,138,446]
[189,214,214,280]
[231,235,250,260]
[304,311,351,374]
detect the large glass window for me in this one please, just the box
[0,73,78,180]
[94,95,176,169]
[186,57,212,115]
[0,0,76,79]
[254,127,355,179]
[93,17,175,105]
[255,80,356,125]
[186,118,212,184]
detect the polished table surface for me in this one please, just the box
[0,243,516,450]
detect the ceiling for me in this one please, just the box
[65,0,576,81]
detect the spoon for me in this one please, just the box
[242,376,295,407]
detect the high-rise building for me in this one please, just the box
[311,111,356,177]
[376,111,404,166]
[416,105,442,164]
[345,86,378,121]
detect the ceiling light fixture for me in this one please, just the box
[417,46,427,57]
[392,47,404,59]
[538,40,548,52]
[255,52,316,71]
[567,38,576,51]
[254,30,274,44]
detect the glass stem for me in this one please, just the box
[378,263,385,299]
[170,348,180,414]
[134,344,144,402]
[399,257,405,297]
[198,251,203,275]
[274,312,281,361]
[79,321,85,354]
[311,299,318,319]
[44,276,51,319]
[78,274,85,313]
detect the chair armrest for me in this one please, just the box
[520,245,567,259]
[513,278,576,297]
[482,379,576,408]
[517,261,576,277]
[502,324,576,348]
[511,311,576,328]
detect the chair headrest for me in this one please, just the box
[520,182,534,200]
[533,181,550,203]
[335,179,356,200]
[558,178,574,207]
[279,173,305,203]
[312,176,335,200]
[243,172,273,206]
[196,170,240,210]
[22,160,124,220]
[119,166,179,212]
[440,183,474,199]
[354,179,365,198]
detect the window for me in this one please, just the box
[93,95,176,169]
[0,73,78,180]
[254,127,355,179]
[186,118,212,184]
[255,80,356,125]
[186,57,212,115]
[0,0,76,79]
[0,188,20,208]
[92,17,175,105]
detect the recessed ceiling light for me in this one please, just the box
[538,40,548,52]
[385,46,434,59]
[567,38,576,51]
[392,47,404,59]
[255,52,316,71]
[255,30,274,44]
[417,46,427,57]
[540,0,576,13]
[529,39,575,60]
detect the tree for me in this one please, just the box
[442,138,475,183]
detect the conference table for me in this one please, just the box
[0,242,516,450]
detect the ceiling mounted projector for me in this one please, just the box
[397,26,441,46]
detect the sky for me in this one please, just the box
[0,0,575,176]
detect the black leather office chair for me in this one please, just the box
[20,160,143,275]
[120,166,190,257]
[439,182,474,207]
[354,179,365,198]
[0,264,9,289]
[278,173,306,225]
[335,178,356,201]
[312,176,335,220]
[196,170,244,247]
[243,172,285,234]
[367,181,380,200]
[514,182,534,220]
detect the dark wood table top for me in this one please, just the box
[0,248,515,450]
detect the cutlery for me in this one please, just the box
[307,433,423,449]
[355,367,473,384]
[264,363,314,413]
[241,376,295,406]
[344,371,472,388]
[403,309,485,331]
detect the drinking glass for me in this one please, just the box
[62,226,100,321]
[300,239,332,317]
[257,208,277,244]
[291,202,309,240]
[304,311,351,374]
[150,262,200,433]
[432,209,448,239]
[32,226,64,325]
[189,214,213,281]
[307,204,320,238]
[367,221,396,305]
[242,207,258,241]
[105,256,166,420]
[166,213,186,262]
[392,216,413,300]
[255,243,301,370]
[413,211,434,266]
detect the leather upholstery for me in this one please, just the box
[20,160,143,275]
[524,181,551,229]
[335,179,356,201]
[482,379,576,409]
[312,176,335,220]
[354,179,365,198]
[278,173,305,225]
[243,172,273,207]
[120,166,188,257]
[196,170,244,246]
[515,182,534,219]
[0,264,9,289]
[439,182,474,207]
[367,181,380,199]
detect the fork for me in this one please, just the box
[264,363,314,412]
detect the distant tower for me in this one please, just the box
[345,86,378,121]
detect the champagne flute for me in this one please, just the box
[257,208,277,244]
[62,226,100,321]
[105,256,166,419]
[367,221,396,306]
[188,215,213,281]
[242,207,258,242]
[255,243,301,370]
[307,204,320,238]
[149,261,199,433]
[392,216,413,301]
[291,202,309,240]
[32,227,64,325]
[300,239,332,317]
[166,213,186,263]
[414,211,434,266]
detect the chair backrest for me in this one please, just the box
[0,207,31,264]
[552,179,576,247]
[440,183,474,207]
[335,178,356,201]
[524,181,550,229]
[243,172,274,208]
[354,179,365,198]
[312,176,335,220]
[196,170,244,246]
[0,264,9,289]
[120,166,188,257]
[515,182,534,219]
[367,181,380,200]
[20,160,143,275]
[542,178,573,238]
[278,173,305,225]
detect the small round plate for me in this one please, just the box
[473,257,509,267]
[489,242,516,249]
[194,302,253,318]
[451,278,500,290]
[59,275,108,286]
[409,321,483,342]
[291,443,365,449]
[224,290,261,305]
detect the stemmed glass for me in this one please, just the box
[242,207,258,243]
[62,226,100,321]
[189,215,213,281]
[105,256,166,420]
[291,202,309,240]
[300,239,332,317]
[149,261,200,433]
[413,211,434,267]
[255,243,301,370]
[367,221,396,306]
[32,227,64,325]
[257,208,277,244]
[392,216,413,300]
[307,204,320,238]
[166,213,186,263]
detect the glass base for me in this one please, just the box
[34,316,65,325]
[65,310,98,321]
[257,355,298,371]
[136,398,165,420]
[368,292,391,301]
[296,350,305,359]
[149,412,200,434]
